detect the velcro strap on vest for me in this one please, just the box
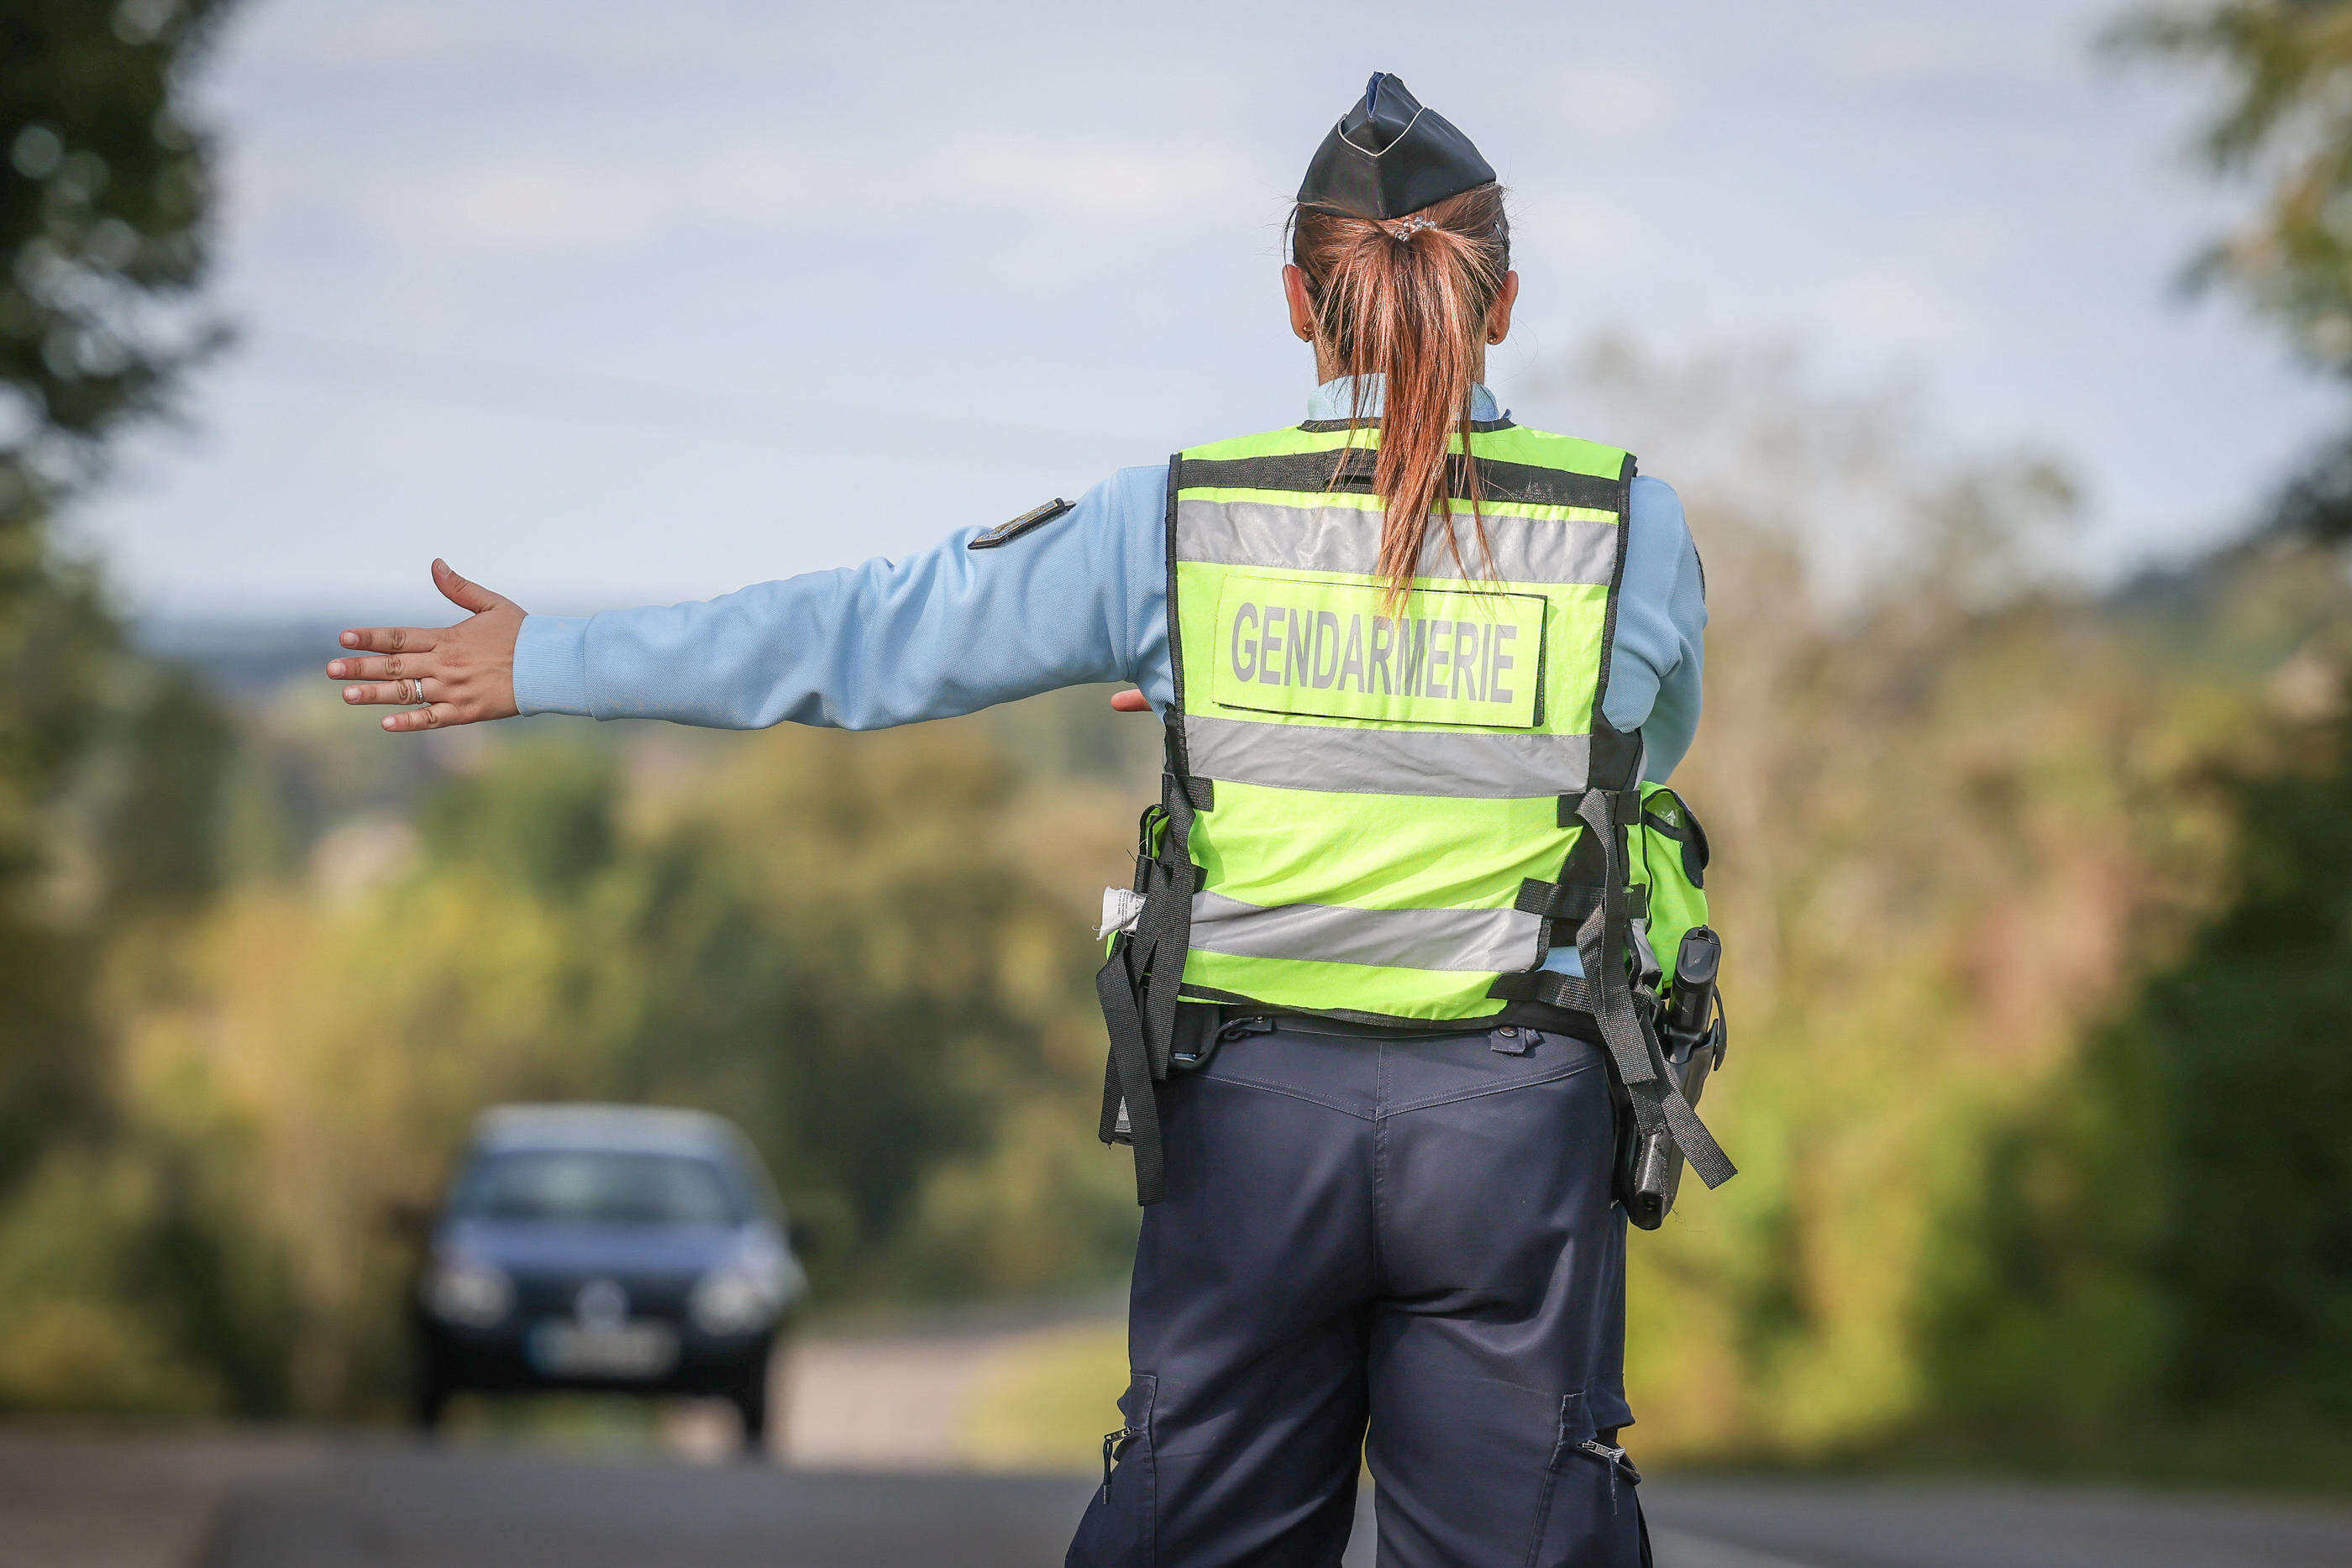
[1515,878,1646,926]
[1559,787,1642,831]
[1487,967,1598,1015]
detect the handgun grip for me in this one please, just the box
[1625,1129,1680,1230]
[1663,926,1721,1041]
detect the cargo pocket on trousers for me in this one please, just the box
[1526,1392,1646,1568]
[1064,1373,1157,1568]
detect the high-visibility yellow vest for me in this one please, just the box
[1095,416,1734,1204]
[1165,416,1643,1020]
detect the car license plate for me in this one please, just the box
[528,1321,679,1380]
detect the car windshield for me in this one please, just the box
[451,1150,740,1226]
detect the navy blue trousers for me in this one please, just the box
[1066,1020,1645,1568]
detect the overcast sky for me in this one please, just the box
[72,0,2342,621]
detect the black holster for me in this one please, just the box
[1095,761,1207,1205]
[1610,999,1727,1230]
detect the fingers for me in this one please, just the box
[339,659,517,732]
[334,559,506,657]
[338,626,438,656]
[433,558,508,615]
[339,675,477,725]
[326,652,433,682]
[1109,688,1152,712]
[339,679,434,706]
[378,703,455,733]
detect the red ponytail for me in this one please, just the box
[1289,185,1511,606]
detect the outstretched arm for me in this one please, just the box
[328,467,1168,733]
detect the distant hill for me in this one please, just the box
[136,616,354,698]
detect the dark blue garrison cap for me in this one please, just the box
[1297,72,1497,221]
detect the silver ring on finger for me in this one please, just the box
[407,678,428,706]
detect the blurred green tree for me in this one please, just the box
[1903,1,2352,1480]
[0,0,236,1180]
[1918,700,2352,1471]
[2118,1,2352,538]
[0,1,249,1414]
[1,0,232,514]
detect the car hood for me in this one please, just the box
[438,1218,749,1277]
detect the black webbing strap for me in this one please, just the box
[1488,949,1668,1017]
[1567,788,1737,1193]
[1095,936,1159,1193]
[1139,769,1200,1080]
[1093,763,1202,1205]
[1515,878,1646,925]
[1488,967,1598,1015]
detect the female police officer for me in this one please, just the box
[328,73,1710,1568]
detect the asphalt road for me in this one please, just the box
[198,1452,1093,1568]
[9,1429,2349,1568]
[195,1457,2352,1568]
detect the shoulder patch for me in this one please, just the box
[968,497,1073,549]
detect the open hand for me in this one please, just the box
[328,560,524,732]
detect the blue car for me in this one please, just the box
[412,1104,806,1446]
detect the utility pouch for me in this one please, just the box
[1610,787,1732,1229]
[1628,784,1709,994]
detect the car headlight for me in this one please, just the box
[690,1260,789,1335]
[423,1256,513,1328]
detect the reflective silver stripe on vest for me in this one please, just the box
[1184,715,1591,799]
[1177,498,1618,586]
[1188,890,1546,973]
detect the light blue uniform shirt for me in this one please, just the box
[512,377,1706,984]
[513,377,1707,776]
